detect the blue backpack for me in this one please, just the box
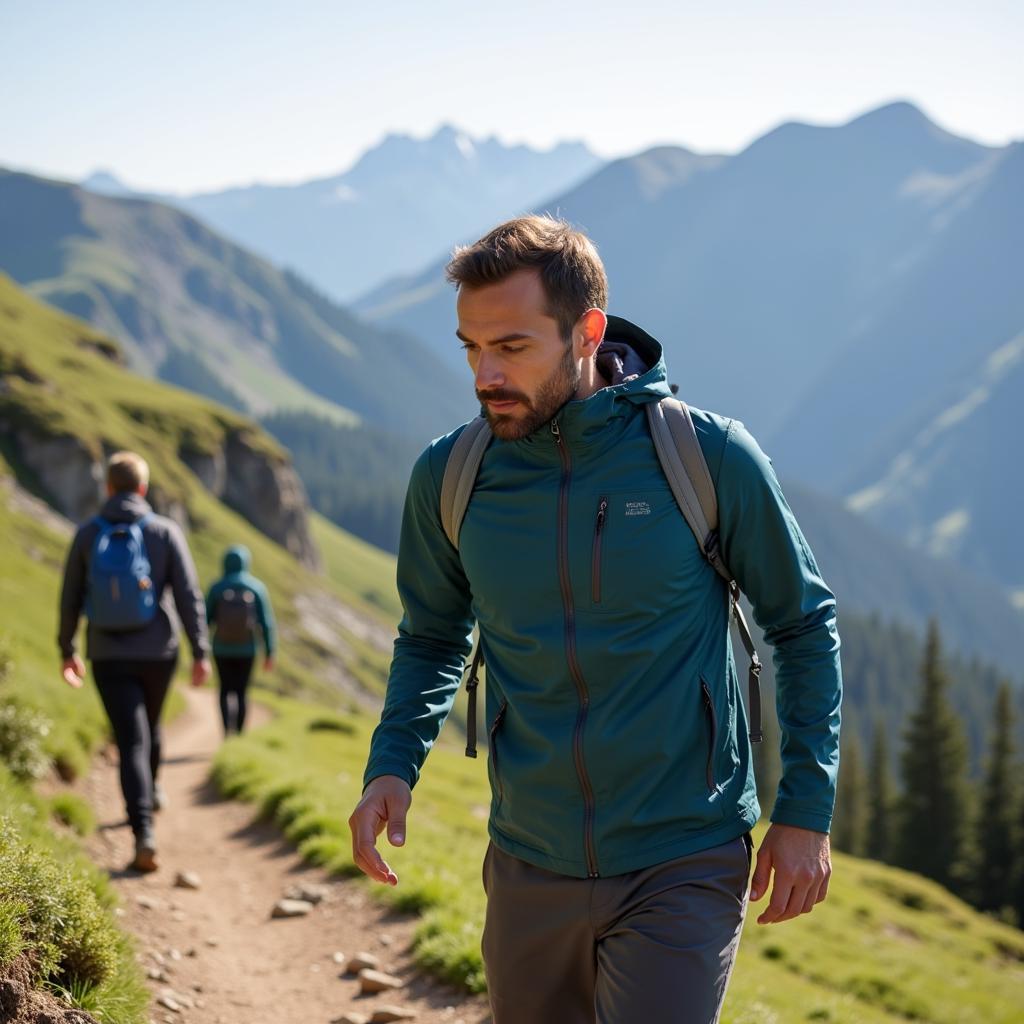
[86,514,158,631]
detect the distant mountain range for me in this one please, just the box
[0,168,465,443]
[353,102,1024,595]
[84,126,602,302]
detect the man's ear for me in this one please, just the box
[576,308,607,357]
[138,483,149,498]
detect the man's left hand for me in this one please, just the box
[749,823,831,924]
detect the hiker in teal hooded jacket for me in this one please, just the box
[205,545,275,734]
[349,217,842,1024]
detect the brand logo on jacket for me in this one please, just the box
[624,501,651,517]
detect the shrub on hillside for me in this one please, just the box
[0,819,118,989]
[49,792,96,837]
[0,700,52,782]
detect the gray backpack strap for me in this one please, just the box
[646,398,763,743]
[646,399,728,580]
[439,416,493,550]
[439,417,493,758]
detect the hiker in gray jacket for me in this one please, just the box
[58,451,211,872]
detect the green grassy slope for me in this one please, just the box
[212,695,1024,1020]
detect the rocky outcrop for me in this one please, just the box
[12,430,105,523]
[3,422,320,570]
[181,430,320,569]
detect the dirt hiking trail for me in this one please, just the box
[80,688,490,1024]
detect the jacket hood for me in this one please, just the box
[595,315,670,400]
[223,545,251,574]
[513,315,672,448]
[99,491,153,523]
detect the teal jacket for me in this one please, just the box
[364,317,841,879]
[205,546,276,658]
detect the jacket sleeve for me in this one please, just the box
[362,441,475,791]
[716,420,842,834]
[57,526,89,658]
[166,521,210,660]
[254,582,276,657]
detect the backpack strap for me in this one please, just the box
[439,417,493,550]
[439,418,493,756]
[91,512,151,534]
[646,399,763,743]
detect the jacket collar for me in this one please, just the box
[99,491,153,523]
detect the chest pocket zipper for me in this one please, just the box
[489,700,508,802]
[701,679,719,794]
[592,497,608,604]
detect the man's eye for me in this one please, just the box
[461,342,478,352]
[502,345,526,354]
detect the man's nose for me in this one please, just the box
[474,352,504,391]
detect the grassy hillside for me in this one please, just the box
[0,272,399,770]
[213,694,1024,1021]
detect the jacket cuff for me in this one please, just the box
[770,801,832,834]
[363,762,417,792]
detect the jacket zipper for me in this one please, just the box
[591,497,608,604]
[551,420,600,877]
[489,700,508,802]
[701,678,719,793]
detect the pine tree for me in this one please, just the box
[833,730,867,856]
[975,683,1018,914]
[866,717,894,863]
[894,620,971,892]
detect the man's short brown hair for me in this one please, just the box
[445,215,608,341]
[106,451,149,493]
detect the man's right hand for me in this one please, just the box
[348,774,411,886]
[61,655,85,689]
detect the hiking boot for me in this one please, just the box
[154,782,168,812]
[130,833,159,873]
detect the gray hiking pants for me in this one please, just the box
[482,834,752,1024]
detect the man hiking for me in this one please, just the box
[349,216,842,1023]
[205,545,275,735]
[59,451,210,872]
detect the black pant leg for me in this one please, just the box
[215,656,254,734]
[139,660,176,783]
[235,663,252,731]
[218,684,234,734]
[92,661,152,837]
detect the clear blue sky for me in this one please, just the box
[2,0,1020,193]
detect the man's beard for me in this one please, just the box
[477,345,580,441]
